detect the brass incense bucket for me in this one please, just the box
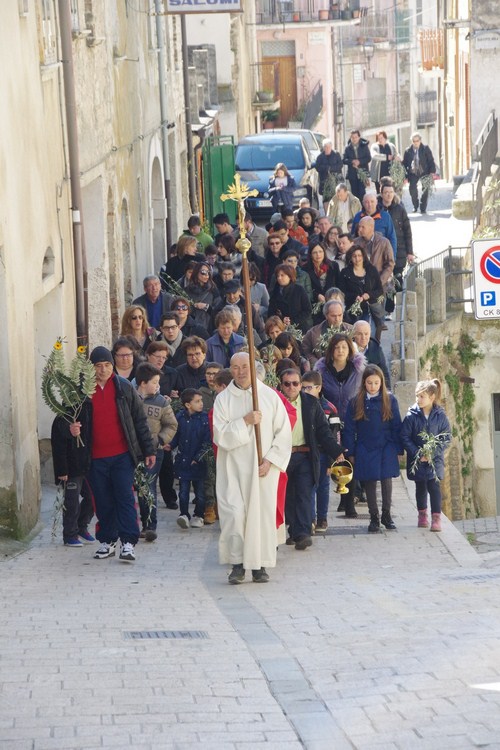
[329,460,353,494]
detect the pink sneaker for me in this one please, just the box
[418,509,429,528]
[430,513,442,532]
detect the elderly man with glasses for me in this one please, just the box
[279,369,345,551]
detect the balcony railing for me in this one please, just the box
[419,28,444,71]
[343,91,410,131]
[255,0,362,24]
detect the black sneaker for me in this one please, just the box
[144,530,157,542]
[252,567,270,583]
[119,542,136,562]
[368,516,381,533]
[228,564,245,584]
[165,502,178,510]
[381,512,397,530]
[295,536,313,551]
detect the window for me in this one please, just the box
[70,0,80,32]
[19,0,29,15]
[40,0,57,64]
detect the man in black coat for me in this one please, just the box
[280,369,345,550]
[380,181,414,316]
[343,129,371,203]
[402,132,436,213]
[315,139,343,210]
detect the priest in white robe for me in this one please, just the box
[213,352,292,583]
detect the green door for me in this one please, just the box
[202,136,237,230]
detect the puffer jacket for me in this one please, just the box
[401,403,451,481]
[109,375,155,466]
[314,352,366,420]
[139,392,177,450]
[383,196,413,270]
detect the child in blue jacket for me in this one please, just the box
[343,364,403,533]
[169,388,211,529]
[401,379,451,532]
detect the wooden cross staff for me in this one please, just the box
[220,174,263,464]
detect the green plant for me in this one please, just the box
[457,333,484,369]
[262,109,280,123]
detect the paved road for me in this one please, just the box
[400,180,473,263]
[2,477,500,749]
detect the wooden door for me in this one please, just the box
[262,55,297,126]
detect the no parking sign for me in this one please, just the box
[472,239,500,319]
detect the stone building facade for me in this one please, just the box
[0,1,189,536]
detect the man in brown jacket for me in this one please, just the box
[356,216,395,289]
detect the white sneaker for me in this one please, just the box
[94,542,116,559]
[119,542,136,562]
[177,515,190,529]
[190,516,204,528]
[384,313,393,321]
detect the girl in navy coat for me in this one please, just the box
[401,379,451,532]
[343,365,403,533]
[169,388,211,529]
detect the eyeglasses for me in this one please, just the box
[187,352,203,357]
[115,353,133,358]
[131,315,143,320]
[302,385,319,391]
[161,324,178,330]
[282,380,300,387]
[174,305,189,311]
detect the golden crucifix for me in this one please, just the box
[220,174,262,464]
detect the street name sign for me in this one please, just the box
[472,238,500,320]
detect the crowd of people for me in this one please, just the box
[51,129,447,583]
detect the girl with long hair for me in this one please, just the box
[343,365,403,533]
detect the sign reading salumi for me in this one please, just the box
[165,0,242,11]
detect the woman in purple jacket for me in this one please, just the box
[314,333,365,517]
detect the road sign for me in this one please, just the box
[472,239,500,319]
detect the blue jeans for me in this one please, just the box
[310,452,330,522]
[138,449,164,531]
[286,453,315,541]
[178,479,206,519]
[88,452,139,545]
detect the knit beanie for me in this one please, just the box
[89,346,114,365]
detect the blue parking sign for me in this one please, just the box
[481,291,496,306]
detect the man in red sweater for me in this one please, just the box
[87,347,155,563]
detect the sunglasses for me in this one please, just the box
[131,315,143,320]
[282,380,300,387]
[199,270,210,276]
[174,305,189,311]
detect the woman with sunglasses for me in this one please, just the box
[170,296,209,339]
[120,305,157,353]
[185,262,220,334]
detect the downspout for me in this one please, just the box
[58,0,88,344]
[181,14,198,213]
[154,0,173,250]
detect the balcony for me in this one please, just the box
[419,28,444,71]
[255,0,363,25]
[343,91,410,131]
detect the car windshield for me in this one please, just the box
[236,144,305,171]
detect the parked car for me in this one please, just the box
[235,133,319,217]
[271,128,322,162]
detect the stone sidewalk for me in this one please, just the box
[2,477,500,750]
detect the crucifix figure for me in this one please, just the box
[220,174,262,463]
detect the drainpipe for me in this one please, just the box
[154,0,173,250]
[181,14,198,213]
[58,0,88,344]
